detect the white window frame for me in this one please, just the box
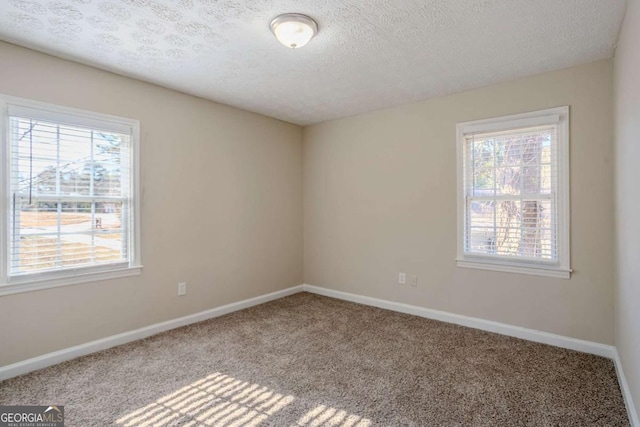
[456,106,571,279]
[0,95,142,295]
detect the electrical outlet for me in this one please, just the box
[178,282,187,296]
[399,273,406,285]
[409,275,418,288]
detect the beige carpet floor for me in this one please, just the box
[0,292,630,426]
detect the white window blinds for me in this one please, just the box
[463,125,558,261]
[7,109,133,277]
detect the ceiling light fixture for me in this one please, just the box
[270,13,318,49]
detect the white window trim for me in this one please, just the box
[455,106,571,279]
[0,94,142,296]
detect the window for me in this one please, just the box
[0,95,141,295]
[456,107,570,278]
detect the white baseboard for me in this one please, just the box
[613,349,640,427]
[0,285,304,382]
[302,284,615,358]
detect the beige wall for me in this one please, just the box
[0,42,303,366]
[304,60,615,344]
[0,41,621,371]
[614,0,640,421]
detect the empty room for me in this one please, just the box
[0,0,638,426]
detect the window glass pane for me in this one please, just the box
[471,128,554,197]
[14,236,58,273]
[10,199,127,274]
[469,200,494,228]
[472,139,494,169]
[468,227,497,254]
[14,235,123,272]
[94,132,126,197]
[9,114,131,276]
[12,118,129,198]
[495,137,523,166]
[468,200,496,254]
[464,124,558,262]
[469,137,494,196]
[472,167,495,195]
[495,167,520,195]
[494,200,521,256]
[95,201,126,260]
[466,198,554,260]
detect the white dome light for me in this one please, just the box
[270,13,318,49]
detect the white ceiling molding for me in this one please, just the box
[0,0,627,125]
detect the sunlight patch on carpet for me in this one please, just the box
[115,372,295,426]
[294,404,371,427]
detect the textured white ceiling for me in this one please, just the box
[0,0,627,125]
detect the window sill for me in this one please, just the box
[0,265,143,296]
[456,259,571,279]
